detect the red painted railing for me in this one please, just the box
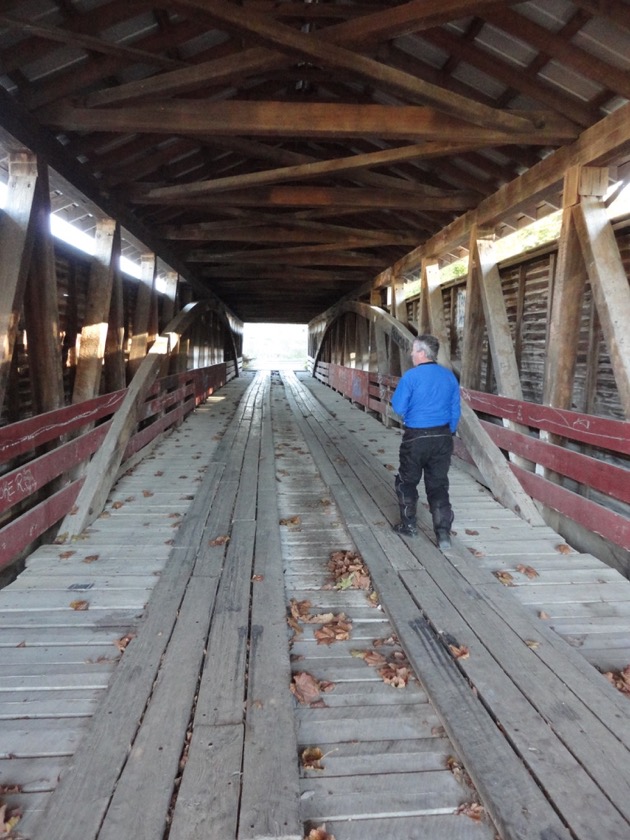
[314,361,630,551]
[0,363,233,572]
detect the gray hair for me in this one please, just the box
[413,334,439,361]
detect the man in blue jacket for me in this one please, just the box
[391,334,461,549]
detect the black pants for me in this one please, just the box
[396,426,454,531]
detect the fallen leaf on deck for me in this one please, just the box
[603,664,630,696]
[555,543,572,554]
[304,827,336,840]
[456,801,485,821]
[111,501,124,509]
[465,529,479,535]
[70,599,89,611]
[209,535,230,546]
[59,550,75,559]
[0,801,21,837]
[516,564,539,578]
[0,785,21,795]
[384,464,396,471]
[142,490,154,497]
[449,644,470,660]
[379,662,411,688]
[314,615,352,645]
[290,672,325,705]
[493,570,515,586]
[301,747,325,771]
[373,634,399,647]
[279,515,301,526]
[252,574,264,582]
[525,639,540,649]
[114,633,136,652]
[83,554,99,564]
[539,610,551,620]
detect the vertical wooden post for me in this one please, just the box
[72,219,119,403]
[574,188,630,417]
[128,252,156,381]
[23,159,64,415]
[104,263,126,394]
[459,227,485,390]
[417,260,432,334]
[543,167,588,409]
[0,150,38,410]
[160,270,178,330]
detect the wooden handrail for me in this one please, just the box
[0,363,231,572]
[315,361,630,550]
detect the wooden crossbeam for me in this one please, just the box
[40,101,575,144]
[163,224,417,246]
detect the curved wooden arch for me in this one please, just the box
[310,300,414,376]
[61,300,229,537]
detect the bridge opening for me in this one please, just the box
[242,322,308,371]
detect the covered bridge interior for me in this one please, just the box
[0,2,630,839]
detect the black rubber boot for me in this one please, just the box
[432,504,454,550]
[393,475,418,536]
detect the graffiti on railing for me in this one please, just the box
[0,467,37,503]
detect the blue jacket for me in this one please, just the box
[391,362,461,433]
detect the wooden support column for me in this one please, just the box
[103,263,126,393]
[459,227,485,390]
[0,151,38,410]
[160,270,178,330]
[128,252,156,381]
[72,219,119,403]
[474,235,533,469]
[543,167,589,409]
[23,159,64,414]
[574,188,630,417]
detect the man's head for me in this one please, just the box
[411,334,439,364]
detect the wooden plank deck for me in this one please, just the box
[0,370,629,840]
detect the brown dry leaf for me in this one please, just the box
[314,616,352,645]
[449,644,470,660]
[304,827,336,840]
[290,672,323,705]
[70,599,89,611]
[373,634,399,647]
[555,543,572,554]
[279,515,301,526]
[309,612,335,625]
[0,801,21,836]
[319,680,335,693]
[538,610,551,620]
[603,664,630,696]
[209,534,230,546]
[493,570,515,586]
[289,598,312,622]
[319,498,331,507]
[384,463,396,471]
[446,756,465,783]
[456,801,485,821]
[516,564,539,578]
[59,550,75,559]
[525,639,540,650]
[15,640,26,648]
[252,574,264,582]
[142,490,154,497]
[379,662,411,688]
[83,554,99,564]
[465,529,479,535]
[111,501,124,509]
[301,747,325,771]
[114,633,136,652]
[0,785,21,795]
[367,591,380,607]
[467,547,485,557]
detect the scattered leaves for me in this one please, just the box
[15,641,25,648]
[465,529,479,535]
[142,490,154,497]
[446,756,475,789]
[208,535,230,546]
[319,498,331,507]
[252,574,264,582]
[456,801,485,821]
[516,564,539,578]
[603,664,630,697]
[314,615,352,645]
[384,464,396,471]
[379,661,411,688]
[373,634,398,647]
[69,599,89,611]
[279,515,301,527]
[59,550,75,559]
[111,501,124,509]
[328,550,372,591]
[493,570,515,586]
[114,633,136,652]
[555,543,572,554]
[525,639,540,650]
[351,649,387,668]
[538,610,551,620]
[467,547,485,557]
[83,554,99,564]
[301,747,325,771]
[449,643,470,660]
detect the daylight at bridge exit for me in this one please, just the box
[0,2,630,840]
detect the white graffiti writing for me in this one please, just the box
[0,468,38,504]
